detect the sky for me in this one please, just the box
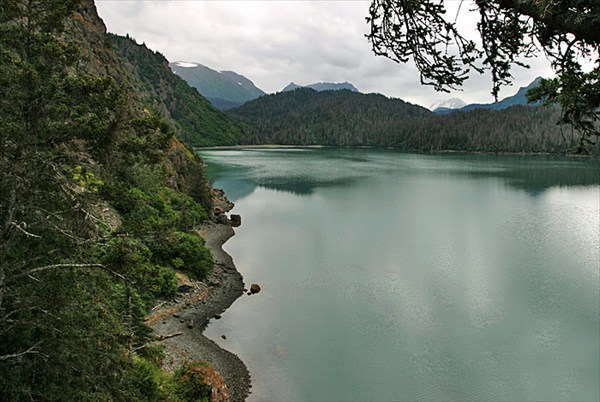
[94,0,554,109]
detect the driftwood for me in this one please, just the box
[151,301,167,311]
[155,332,183,341]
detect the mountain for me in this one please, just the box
[281,81,359,93]
[229,88,432,145]
[438,77,543,115]
[430,98,466,114]
[170,62,266,110]
[110,38,245,146]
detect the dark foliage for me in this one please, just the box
[229,87,590,154]
[367,0,600,152]
[0,0,221,399]
[229,88,432,146]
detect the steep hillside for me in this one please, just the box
[0,0,244,400]
[170,62,266,110]
[110,36,245,146]
[229,88,431,145]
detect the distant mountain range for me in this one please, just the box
[433,77,543,114]
[170,62,266,110]
[282,81,359,93]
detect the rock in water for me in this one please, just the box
[230,214,241,227]
[249,283,261,294]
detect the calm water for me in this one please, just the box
[199,148,600,402]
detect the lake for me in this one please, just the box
[199,148,599,401]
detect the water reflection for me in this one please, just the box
[200,148,600,199]
[198,148,600,401]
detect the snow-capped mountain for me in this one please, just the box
[429,98,467,112]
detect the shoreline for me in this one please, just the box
[196,144,597,159]
[148,198,250,401]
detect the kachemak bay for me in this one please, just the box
[198,148,599,401]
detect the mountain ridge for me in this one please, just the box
[434,77,543,114]
[281,81,359,93]
[170,62,266,110]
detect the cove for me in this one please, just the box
[199,148,600,402]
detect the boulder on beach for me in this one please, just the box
[177,284,193,293]
[249,283,261,294]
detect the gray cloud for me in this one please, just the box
[95,0,553,108]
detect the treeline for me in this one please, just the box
[230,88,432,145]
[0,0,229,400]
[230,88,594,154]
[390,105,576,153]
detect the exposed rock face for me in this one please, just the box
[216,214,229,224]
[211,189,235,223]
[249,283,261,295]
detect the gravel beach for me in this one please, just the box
[148,217,251,401]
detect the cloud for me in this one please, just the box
[95,0,553,108]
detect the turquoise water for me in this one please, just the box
[199,148,600,401]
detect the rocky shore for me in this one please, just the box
[147,192,250,402]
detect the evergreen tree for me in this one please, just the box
[1,1,215,399]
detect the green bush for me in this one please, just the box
[172,361,212,402]
[152,231,213,280]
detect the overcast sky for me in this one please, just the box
[95,0,553,109]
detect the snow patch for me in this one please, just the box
[175,61,199,68]
[429,97,466,110]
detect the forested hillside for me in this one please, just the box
[109,35,245,146]
[395,105,572,153]
[0,0,239,400]
[170,62,266,111]
[229,88,432,145]
[230,88,588,153]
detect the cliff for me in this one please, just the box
[0,0,246,400]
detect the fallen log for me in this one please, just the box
[155,332,183,341]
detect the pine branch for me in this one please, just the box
[0,343,41,361]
